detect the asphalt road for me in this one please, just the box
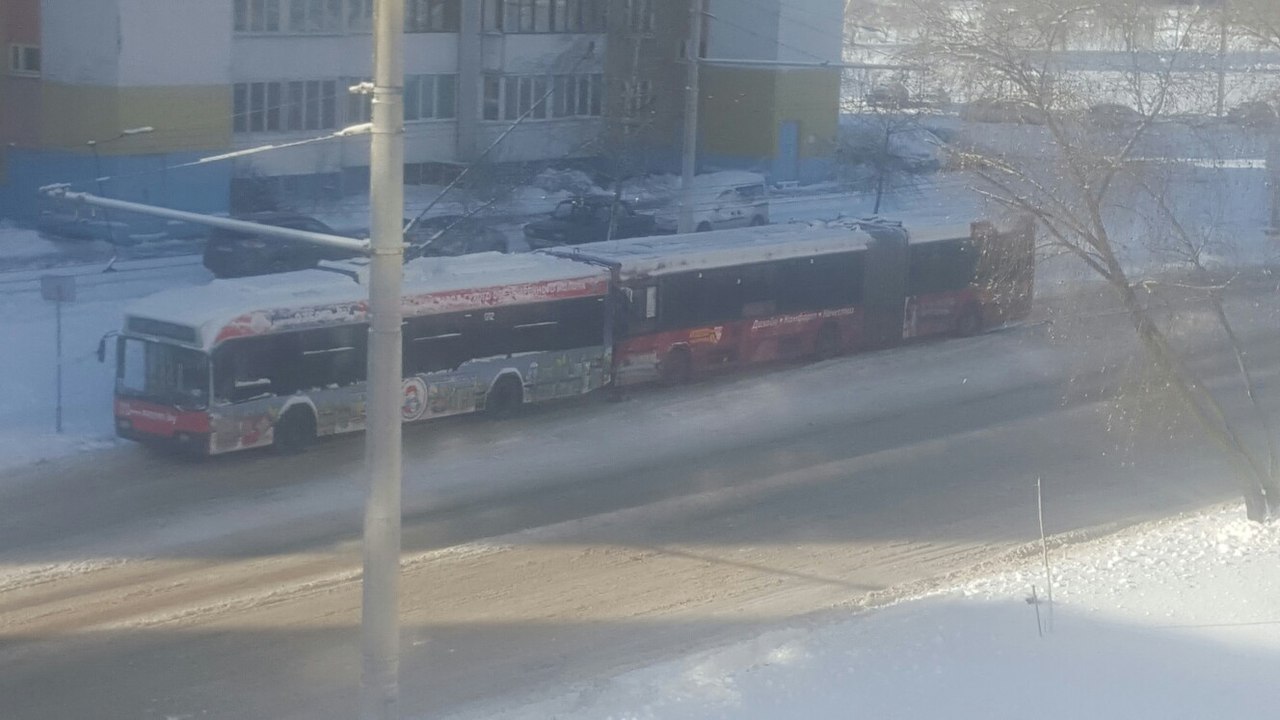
[1,291,1277,720]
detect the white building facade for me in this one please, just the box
[5,0,610,218]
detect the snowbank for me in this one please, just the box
[448,503,1280,720]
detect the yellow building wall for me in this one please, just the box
[700,67,778,158]
[774,68,840,160]
[699,66,839,161]
[41,84,231,154]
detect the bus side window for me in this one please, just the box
[214,336,290,403]
[406,316,460,374]
[625,285,658,335]
[298,325,367,389]
[740,264,776,318]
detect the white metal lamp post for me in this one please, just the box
[86,126,155,271]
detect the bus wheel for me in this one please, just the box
[814,323,841,360]
[486,376,524,417]
[749,215,767,227]
[955,306,983,337]
[273,407,317,454]
[696,221,712,232]
[660,348,692,385]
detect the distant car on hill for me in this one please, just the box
[202,211,356,278]
[1086,103,1142,130]
[653,172,770,233]
[204,211,509,278]
[1227,101,1278,127]
[404,215,508,259]
[960,98,1046,125]
[523,195,657,249]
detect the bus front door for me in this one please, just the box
[862,231,910,350]
[974,219,1035,326]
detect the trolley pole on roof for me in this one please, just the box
[678,0,704,234]
[361,0,406,717]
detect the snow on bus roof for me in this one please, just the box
[543,220,975,279]
[124,251,609,350]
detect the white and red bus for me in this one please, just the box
[546,218,1034,386]
[109,252,613,454]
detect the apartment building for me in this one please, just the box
[0,0,844,222]
[605,0,842,184]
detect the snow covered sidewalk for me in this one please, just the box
[450,503,1280,720]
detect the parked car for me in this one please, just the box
[523,195,657,249]
[1086,103,1142,129]
[865,82,911,109]
[404,214,508,259]
[960,98,1046,125]
[202,211,358,278]
[653,172,770,233]
[206,211,509,278]
[1227,101,1278,127]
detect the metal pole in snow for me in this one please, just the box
[678,0,704,234]
[55,299,63,434]
[360,0,405,717]
[42,274,74,433]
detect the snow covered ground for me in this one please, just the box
[446,502,1280,720]
[3,162,1279,719]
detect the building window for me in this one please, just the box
[623,79,653,114]
[404,74,458,120]
[487,73,602,121]
[407,0,460,32]
[234,79,339,134]
[483,76,502,120]
[347,0,373,32]
[235,0,468,35]
[8,44,40,76]
[626,0,654,34]
[500,0,604,33]
[501,76,550,120]
[288,0,344,33]
[234,0,282,32]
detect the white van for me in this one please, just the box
[655,171,770,233]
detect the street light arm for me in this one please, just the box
[40,187,371,254]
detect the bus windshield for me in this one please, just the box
[117,337,210,409]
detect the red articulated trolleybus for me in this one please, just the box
[545,217,1034,386]
[107,217,1032,455]
[109,252,613,454]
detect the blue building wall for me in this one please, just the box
[1,147,231,226]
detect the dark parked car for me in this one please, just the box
[405,214,508,259]
[1227,101,1278,127]
[523,195,657,249]
[960,98,1046,125]
[1086,103,1142,129]
[204,211,508,278]
[202,211,359,278]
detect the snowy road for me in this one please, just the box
[2,286,1278,719]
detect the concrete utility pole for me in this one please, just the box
[678,0,704,234]
[361,0,405,716]
[1217,0,1230,118]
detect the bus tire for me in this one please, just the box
[814,323,841,360]
[273,407,317,454]
[955,305,983,337]
[659,347,692,385]
[486,376,524,417]
[696,221,712,232]
[749,215,767,227]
